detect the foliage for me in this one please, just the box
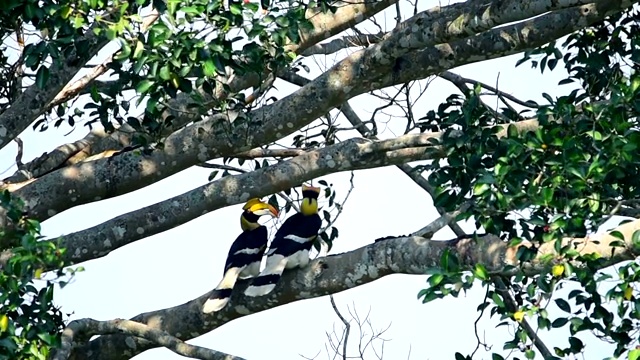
[417,7,640,360]
[0,191,78,359]
[0,0,336,144]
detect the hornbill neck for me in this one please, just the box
[300,197,318,216]
[240,212,261,231]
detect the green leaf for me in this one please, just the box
[551,317,568,328]
[35,66,49,89]
[473,263,489,281]
[492,293,505,308]
[136,80,153,94]
[555,298,571,313]
[59,5,72,19]
[632,230,640,248]
[114,41,131,61]
[629,349,640,360]
[491,354,505,360]
[203,59,216,77]
[473,183,490,196]
[568,336,583,352]
[230,3,242,14]
[454,352,467,360]
[159,65,171,81]
[132,40,144,59]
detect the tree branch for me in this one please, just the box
[300,32,385,56]
[14,0,610,224]
[69,219,640,360]
[0,20,111,151]
[439,70,539,109]
[1,0,386,185]
[375,0,637,89]
[0,114,548,267]
[54,318,246,360]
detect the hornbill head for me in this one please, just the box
[242,198,279,218]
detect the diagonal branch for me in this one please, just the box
[69,219,640,360]
[54,318,246,360]
[1,0,388,185]
[280,70,469,238]
[0,20,111,151]
[300,32,385,56]
[7,0,619,229]
[0,115,547,268]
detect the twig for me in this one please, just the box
[54,318,246,360]
[493,276,555,359]
[245,73,276,105]
[410,203,470,239]
[340,102,467,237]
[439,70,538,109]
[14,138,24,169]
[329,295,350,360]
[47,10,159,111]
[279,72,469,238]
[471,285,492,357]
[197,163,246,173]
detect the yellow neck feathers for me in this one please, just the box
[300,197,318,216]
[240,213,260,231]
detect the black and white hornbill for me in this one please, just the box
[202,198,279,313]
[244,184,322,297]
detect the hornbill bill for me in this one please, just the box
[202,198,279,313]
[244,184,322,297]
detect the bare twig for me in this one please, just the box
[471,285,492,357]
[14,138,23,169]
[493,276,555,359]
[54,318,245,360]
[439,70,538,109]
[329,295,350,360]
[300,33,385,56]
[411,204,470,239]
[280,71,468,238]
[197,163,247,173]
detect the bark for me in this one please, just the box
[7,0,627,230]
[0,117,541,269]
[0,21,110,151]
[1,0,390,186]
[69,219,640,360]
[55,318,245,360]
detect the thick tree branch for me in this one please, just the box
[300,32,385,56]
[291,0,397,55]
[8,0,620,229]
[0,22,110,151]
[376,1,637,89]
[0,115,550,268]
[70,219,640,360]
[54,318,245,360]
[1,0,394,189]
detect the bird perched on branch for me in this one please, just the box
[244,184,322,297]
[202,198,279,313]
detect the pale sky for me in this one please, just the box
[0,1,625,359]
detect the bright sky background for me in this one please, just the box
[0,1,628,359]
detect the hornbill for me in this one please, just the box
[202,198,279,313]
[244,184,322,297]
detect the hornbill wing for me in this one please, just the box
[244,213,322,297]
[203,226,269,314]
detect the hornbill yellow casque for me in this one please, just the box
[244,184,322,297]
[202,198,279,313]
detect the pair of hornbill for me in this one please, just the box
[202,184,322,313]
